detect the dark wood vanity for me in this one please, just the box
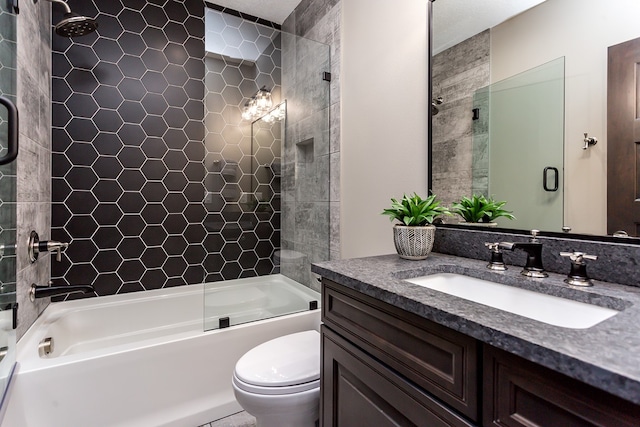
[320,278,640,427]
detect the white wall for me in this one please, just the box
[341,0,429,259]
[490,0,640,235]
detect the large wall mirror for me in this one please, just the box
[430,0,640,241]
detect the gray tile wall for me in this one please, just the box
[15,0,53,339]
[431,30,490,207]
[282,0,341,270]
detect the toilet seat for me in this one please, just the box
[233,330,320,395]
[233,373,319,395]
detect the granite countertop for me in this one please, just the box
[311,253,640,405]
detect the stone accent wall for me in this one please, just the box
[15,0,52,339]
[431,30,490,207]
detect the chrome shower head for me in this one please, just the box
[43,0,98,37]
[55,12,98,37]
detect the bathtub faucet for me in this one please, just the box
[30,283,95,302]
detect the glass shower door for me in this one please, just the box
[0,0,19,413]
[202,5,330,331]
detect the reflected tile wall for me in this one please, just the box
[432,30,490,207]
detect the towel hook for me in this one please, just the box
[583,132,597,150]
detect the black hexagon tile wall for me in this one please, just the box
[51,1,282,298]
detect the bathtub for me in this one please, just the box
[2,274,321,427]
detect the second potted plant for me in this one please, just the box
[382,193,449,260]
[451,194,515,227]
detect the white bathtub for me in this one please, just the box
[2,275,321,427]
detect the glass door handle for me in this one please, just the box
[0,96,18,166]
[543,166,559,192]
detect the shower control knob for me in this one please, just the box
[28,231,70,263]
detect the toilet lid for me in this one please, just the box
[234,330,320,387]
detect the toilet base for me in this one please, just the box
[233,381,319,427]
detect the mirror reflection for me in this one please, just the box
[431,0,640,238]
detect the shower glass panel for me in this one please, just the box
[0,1,18,412]
[203,7,330,331]
[473,57,565,231]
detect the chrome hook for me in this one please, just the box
[583,132,597,150]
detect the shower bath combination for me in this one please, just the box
[40,0,98,37]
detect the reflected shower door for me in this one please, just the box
[486,57,565,231]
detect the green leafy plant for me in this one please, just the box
[451,194,515,223]
[382,193,450,226]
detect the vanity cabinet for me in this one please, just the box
[321,279,478,426]
[483,345,640,427]
[320,278,640,427]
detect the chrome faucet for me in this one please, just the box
[498,230,548,278]
[30,282,95,302]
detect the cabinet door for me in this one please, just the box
[483,345,640,427]
[321,326,473,427]
[322,279,479,421]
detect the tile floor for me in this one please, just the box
[201,411,256,427]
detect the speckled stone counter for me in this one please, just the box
[312,253,640,405]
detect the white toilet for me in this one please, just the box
[232,330,320,427]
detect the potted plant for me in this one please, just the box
[451,194,515,227]
[382,193,449,260]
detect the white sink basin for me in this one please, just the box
[405,273,619,329]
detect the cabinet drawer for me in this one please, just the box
[322,326,473,427]
[322,279,479,421]
[483,345,640,427]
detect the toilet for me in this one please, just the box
[232,330,320,427]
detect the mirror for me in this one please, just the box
[430,0,640,240]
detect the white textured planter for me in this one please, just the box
[393,224,436,260]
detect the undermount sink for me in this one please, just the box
[405,273,619,329]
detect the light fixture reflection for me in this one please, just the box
[261,102,286,123]
[242,87,274,121]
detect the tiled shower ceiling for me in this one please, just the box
[52,0,284,297]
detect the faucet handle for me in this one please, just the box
[485,242,501,252]
[560,251,597,264]
[530,229,540,242]
[485,242,507,271]
[47,241,70,262]
[560,251,597,286]
[28,230,70,263]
